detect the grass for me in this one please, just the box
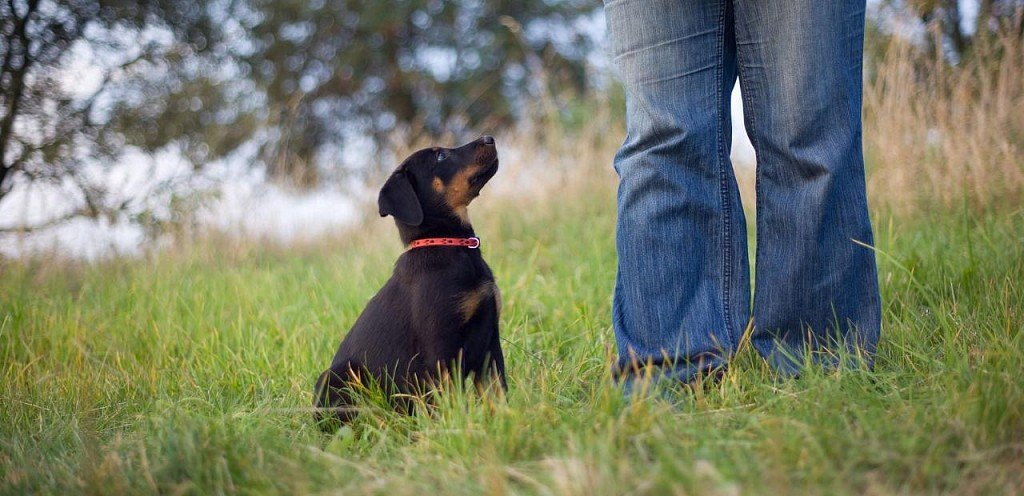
[2,163,1023,494]
[865,33,1024,213]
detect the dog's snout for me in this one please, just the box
[481,135,495,146]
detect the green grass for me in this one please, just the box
[2,177,1023,494]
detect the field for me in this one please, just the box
[3,37,1024,495]
[3,160,1023,493]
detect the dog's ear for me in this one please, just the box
[378,171,423,226]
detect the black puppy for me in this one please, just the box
[314,136,506,427]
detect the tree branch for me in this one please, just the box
[0,0,41,197]
[0,207,89,234]
[73,47,155,128]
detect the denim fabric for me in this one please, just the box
[606,0,880,384]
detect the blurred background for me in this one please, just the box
[1,0,1022,259]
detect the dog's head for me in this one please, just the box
[378,136,498,228]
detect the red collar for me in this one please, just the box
[407,236,480,250]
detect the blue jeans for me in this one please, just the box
[606,0,880,384]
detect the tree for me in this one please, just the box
[1,0,598,233]
[890,0,1024,60]
[0,0,248,230]
[239,0,597,185]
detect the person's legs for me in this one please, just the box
[732,0,881,373]
[605,0,749,386]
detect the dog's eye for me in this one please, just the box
[436,151,447,162]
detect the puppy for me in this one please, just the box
[314,136,506,427]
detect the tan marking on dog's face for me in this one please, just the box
[440,165,483,225]
[457,281,496,323]
[432,177,444,194]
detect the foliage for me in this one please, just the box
[873,0,1023,60]
[0,0,237,223]
[240,0,597,185]
[0,0,598,216]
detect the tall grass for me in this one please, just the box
[865,31,1024,213]
[2,165,1022,494]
